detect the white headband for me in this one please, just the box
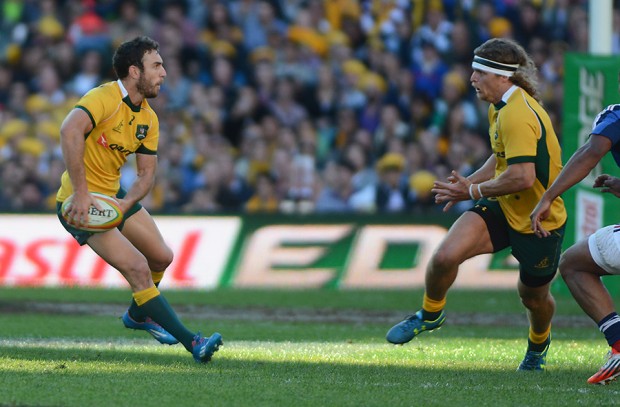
[471,56,519,77]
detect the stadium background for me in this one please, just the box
[0,0,616,291]
[3,2,620,405]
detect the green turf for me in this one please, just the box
[0,288,618,407]
[0,286,587,314]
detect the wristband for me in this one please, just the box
[477,183,484,199]
[469,183,476,200]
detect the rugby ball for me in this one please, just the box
[61,192,123,232]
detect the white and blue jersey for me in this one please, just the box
[592,104,620,166]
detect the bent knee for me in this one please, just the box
[558,248,579,279]
[520,293,551,311]
[148,246,174,271]
[128,257,150,272]
[121,257,152,286]
[558,255,571,279]
[431,248,461,271]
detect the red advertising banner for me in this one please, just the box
[0,215,239,288]
[0,214,519,289]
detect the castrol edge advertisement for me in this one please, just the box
[0,214,519,289]
[0,215,239,288]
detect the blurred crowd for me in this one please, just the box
[0,0,606,214]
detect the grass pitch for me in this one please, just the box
[0,288,619,406]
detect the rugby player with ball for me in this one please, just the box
[56,36,222,363]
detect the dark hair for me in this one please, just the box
[473,38,540,103]
[337,156,357,173]
[112,36,160,79]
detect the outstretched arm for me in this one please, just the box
[433,155,535,212]
[432,154,496,211]
[467,154,497,184]
[530,134,611,237]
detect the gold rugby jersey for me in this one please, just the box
[488,85,566,233]
[57,80,159,202]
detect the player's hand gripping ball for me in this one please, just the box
[61,192,123,232]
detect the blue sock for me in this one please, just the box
[598,312,620,347]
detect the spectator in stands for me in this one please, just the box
[374,104,411,156]
[412,1,453,62]
[32,62,66,107]
[0,0,602,216]
[270,145,294,200]
[245,170,280,213]
[181,184,220,214]
[358,71,386,134]
[66,49,104,97]
[211,152,253,211]
[0,62,13,108]
[432,70,479,137]
[269,75,308,128]
[411,39,449,100]
[303,63,338,122]
[160,55,191,111]
[315,156,359,212]
[284,153,316,212]
[373,152,413,213]
[232,0,287,51]
[342,141,377,191]
[109,0,155,45]
[201,1,244,53]
[333,107,358,150]
[512,1,548,48]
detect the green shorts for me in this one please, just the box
[468,198,565,287]
[56,188,142,246]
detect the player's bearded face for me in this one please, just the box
[136,70,159,98]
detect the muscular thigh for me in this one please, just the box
[581,226,620,276]
[87,228,146,273]
[120,208,171,265]
[436,211,495,263]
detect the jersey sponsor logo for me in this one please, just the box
[109,143,136,155]
[135,124,149,140]
[113,120,123,133]
[97,133,109,148]
[98,132,135,155]
[495,151,506,158]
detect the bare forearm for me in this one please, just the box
[467,155,496,184]
[543,144,603,201]
[473,161,535,199]
[479,168,532,197]
[123,172,155,206]
[122,154,157,206]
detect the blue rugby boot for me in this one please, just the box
[192,332,223,363]
[122,311,179,345]
[386,310,446,344]
[517,336,550,371]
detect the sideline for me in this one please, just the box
[0,301,593,327]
